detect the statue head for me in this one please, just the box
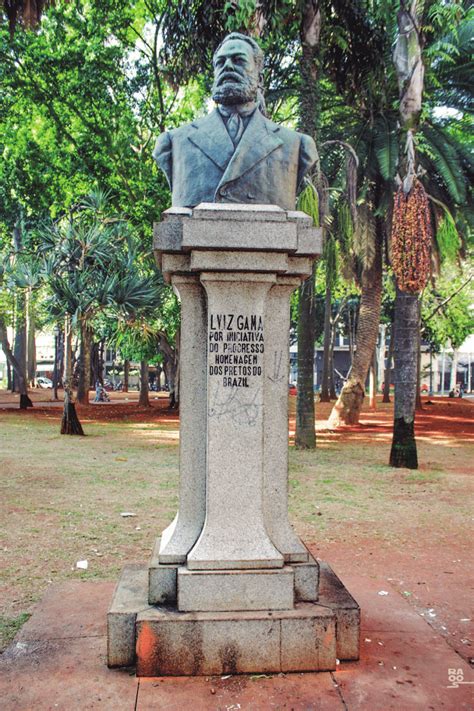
[211,32,264,106]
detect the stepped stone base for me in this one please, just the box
[177,566,295,612]
[136,602,336,676]
[107,559,360,675]
[148,537,320,607]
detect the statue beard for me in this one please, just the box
[211,72,259,106]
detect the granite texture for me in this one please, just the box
[106,206,360,677]
[177,566,294,612]
[280,608,336,672]
[182,217,297,252]
[187,271,284,570]
[263,277,309,563]
[136,603,337,676]
[158,276,208,564]
[193,202,287,221]
[107,565,150,668]
[189,249,288,273]
[293,551,320,602]
[148,538,178,605]
[318,562,360,661]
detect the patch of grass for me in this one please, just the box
[405,470,443,483]
[0,612,31,650]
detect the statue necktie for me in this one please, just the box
[226,111,244,145]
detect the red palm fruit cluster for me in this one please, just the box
[391,179,432,293]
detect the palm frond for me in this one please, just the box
[297,181,319,227]
[419,124,467,205]
[374,116,399,181]
[352,204,376,276]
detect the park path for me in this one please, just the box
[1,554,472,711]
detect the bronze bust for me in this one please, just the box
[153,33,317,210]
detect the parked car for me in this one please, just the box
[36,376,53,389]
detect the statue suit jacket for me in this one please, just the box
[153,108,317,210]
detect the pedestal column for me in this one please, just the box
[264,277,309,562]
[158,276,208,563]
[187,272,284,570]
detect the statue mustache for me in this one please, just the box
[216,71,245,85]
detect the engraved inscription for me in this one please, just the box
[209,313,264,388]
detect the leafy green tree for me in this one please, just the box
[39,190,162,404]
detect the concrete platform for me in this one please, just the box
[136,602,336,676]
[177,565,295,612]
[2,566,473,710]
[148,537,320,607]
[108,560,358,675]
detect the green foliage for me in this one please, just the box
[336,201,353,254]
[422,266,474,350]
[323,235,338,291]
[435,209,461,264]
[297,182,319,227]
[419,124,467,205]
[373,116,399,181]
[352,204,377,278]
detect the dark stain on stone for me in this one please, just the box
[219,642,239,675]
[183,621,204,675]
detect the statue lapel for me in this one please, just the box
[188,110,234,171]
[218,110,284,190]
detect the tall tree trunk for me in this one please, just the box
[328,229,382,426]
[449,349,458,391]
[390,0,426,468]
[389,289,419,468]
[77,321,92,405]
[377,324,386,386]
[139,359,150,407]
[295,270,316,447]
[123,359,129,392]
[61,384,84,436]
[348,305,355,366]
[13,296,26,393]
[0,315,32,408]
[319,281,332,402]
[158,332,178,409]
[383,329,394,403]
[155,364,162,391]
[26,288,36,386]
[58,328,64,387]
[329,341,336,400]
[369,347,377,410]
[63,314,73,385]
[295,0,321,449]
[415,328,423,411]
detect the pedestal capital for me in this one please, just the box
[154,203,322,282]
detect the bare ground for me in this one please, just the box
[0,391,472,663]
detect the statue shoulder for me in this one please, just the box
[262,117,315,150]
[168,112,214,139]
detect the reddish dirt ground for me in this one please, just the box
[1,391,472,709]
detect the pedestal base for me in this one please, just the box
[107,556,360,675]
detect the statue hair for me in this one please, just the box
[213,32,266,115]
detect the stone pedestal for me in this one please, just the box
[107,204,360,674]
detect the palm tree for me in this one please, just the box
[326,1,472,431]
[389,1,472,467]
[39,190,163,405]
